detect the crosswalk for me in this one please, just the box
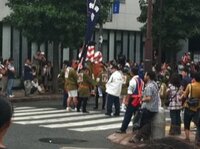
[13,106,125,132]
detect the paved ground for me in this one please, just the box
[107,124,198,148]
[108,126,195,149]
[7,89,199,148]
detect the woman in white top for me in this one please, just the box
[166,73,182,135]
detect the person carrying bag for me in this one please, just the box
[181,72,200,145]
[186,85,199,109]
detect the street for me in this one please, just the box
[5,99,130,149]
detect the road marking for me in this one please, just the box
[13,111,98,121]
[14,108,56,113]
[40,116,123,128]
[13,106,171,132]
[14,107,34,110]
[14,109,67,116]
[69,123,123,132]
[14,113,105,125]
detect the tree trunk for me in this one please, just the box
[52,41,60,93]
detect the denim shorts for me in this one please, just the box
[184,108,198,130]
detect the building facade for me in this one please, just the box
[98,0,144,63]
[0,0,191,79]
[0,0,145,77]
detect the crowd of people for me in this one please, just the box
[59,51,200,145]
[0,50,53,98]
[0,58,16,98]
[0,50,200,146]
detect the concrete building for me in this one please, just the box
[94,0,144,63]
[0,0,193,79]
[0,0,145,77]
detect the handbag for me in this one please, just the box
[132,108,143,131]
[187,84,199,108]
[164,87,179,107]
[187,98,199,107]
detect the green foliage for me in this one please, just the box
[138,0,200,52]
[4,0,87,48]
[4,0,112,49]
[98,0,113,25]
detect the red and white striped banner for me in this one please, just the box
[94,51,102,63]
[86,45,95,62]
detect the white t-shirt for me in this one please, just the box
[127,75,139,95]
[106,70,123,97]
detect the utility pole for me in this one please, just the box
[157,0,163,65]
[144,0,153,72]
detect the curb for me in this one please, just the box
[8,94,63,103]
[107,126,197,148]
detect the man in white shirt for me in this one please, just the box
[116,67,144,133]
[105,61,123,116]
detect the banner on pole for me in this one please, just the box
[113,0,120,14]
[78,0,100,71]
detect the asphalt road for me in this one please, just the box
[4,99,130,149]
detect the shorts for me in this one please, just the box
[68,90,78,97]
[184,108,197,130]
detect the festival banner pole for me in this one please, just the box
[78,0,100,72]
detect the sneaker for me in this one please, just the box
[120,108,126,112]
[66,107,70,112]
[105,113,111,117]
[113,113,120,117]
[9,95,15,98]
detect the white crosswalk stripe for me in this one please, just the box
[14,106,34,110]
[14,108,55,113]
[40,116,123,128]
[69,123,123,132]
[13,106,171,132]
[15,113,108,125]
[13,106,124,132]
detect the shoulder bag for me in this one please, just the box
[187,84,199,108]
[164,87,179,107]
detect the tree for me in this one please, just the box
[5,0,87,47]
[96,0,113,50]
[4,0,87,92]
[4,0,112,92]
[138,0,200,63]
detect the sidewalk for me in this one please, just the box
[8,89,63,102]
[107,125,198,148]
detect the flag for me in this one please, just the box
[113,0,120,14]
[78,0,100,71]
[86,45,95,62]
